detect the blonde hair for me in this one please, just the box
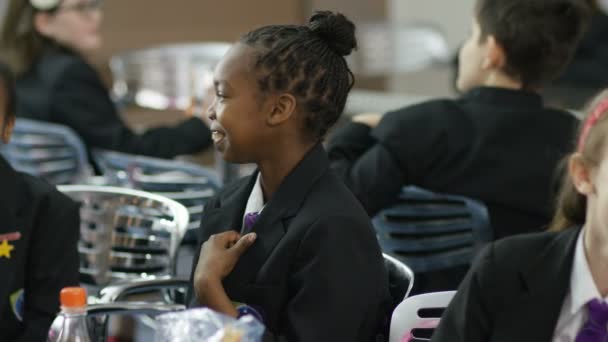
[0,0,60,75]
[549,89,608,231]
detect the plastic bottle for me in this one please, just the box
[53,287,91,342]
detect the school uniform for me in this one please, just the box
[430,226,604,342]
[16,50,212,158]
[0,156,80,341]
[328,87,578,239]
[189,144,390,342]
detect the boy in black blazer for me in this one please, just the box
[328,0,591,240]
[189,12,390,342]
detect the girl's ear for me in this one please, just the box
[267,93,296,126]
[570,153,594,195]
[482,35,507,70]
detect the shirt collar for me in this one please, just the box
[244,173,265,216]
[462,86,543,109]
[568,227,605,316]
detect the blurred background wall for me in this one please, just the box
[94,0,456,96]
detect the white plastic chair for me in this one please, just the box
[389,291,455,342]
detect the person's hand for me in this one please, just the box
[194,231,257,285]
[352,112,383,128]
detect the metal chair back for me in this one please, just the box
[58,185,189,286]
[383,253,415,309]
[92,149,221,242]
[1,118,91,184]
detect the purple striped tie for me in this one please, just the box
[576,299,608,342]
[243,212,260,233]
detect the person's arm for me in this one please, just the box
[328,104,455,217]
[430,244,496,342]
[16,190,80,342]
[327,120,378,165]
[53,61,211,158]
[262,214,388,342]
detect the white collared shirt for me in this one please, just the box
[552,229,608,341]
[241,173,265,233]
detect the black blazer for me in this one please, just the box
[328,87,578,239]
[16,50,211,158]
[189,144,390,342]
[431,227,580,342]
[0,156,80,341]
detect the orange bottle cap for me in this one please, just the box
[60,287,87,308]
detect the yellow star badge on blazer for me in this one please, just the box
[0,240,15,259]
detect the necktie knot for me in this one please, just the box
[576,299,608,342]
[244,212,260,233]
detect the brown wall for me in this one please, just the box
[98,0,386,62]
[309,0,386,21]
[98,0,303,62]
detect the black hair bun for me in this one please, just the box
[308,11,357,57]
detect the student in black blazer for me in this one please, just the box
[0,0,212,158]
[327,0,590,240]
[189,12,390,341]
[0,62,80,341]
[432,90,608,342]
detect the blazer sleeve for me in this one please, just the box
[16,190,80,342]
[263,214,388,342]
[430,243,497,342]
[52,61,211,158]
[327,121,406,216]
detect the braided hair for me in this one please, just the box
[240,11,357,139]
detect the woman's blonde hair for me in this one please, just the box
[0,0,61,75]
[549,89,608,231]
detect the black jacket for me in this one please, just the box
[431,227,580,342]
[189,144,390,342]
[16,51,211,158]
[0,156,80,341]
[328,87,578,239]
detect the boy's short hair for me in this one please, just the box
[476,0,591,89]
[0,61,16,121]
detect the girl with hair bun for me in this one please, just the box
[189,11,390,342]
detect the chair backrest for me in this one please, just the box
[0,118,91,184]
[389,291,455,342]
[92,149,221,240]
[383,253,415,307]
[373,186,492,273]
[58,185,190,287]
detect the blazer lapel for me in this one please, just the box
[223,144,330,292]
[0,157,22,314]
[199,175,256,243]
[497,228,580,342]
